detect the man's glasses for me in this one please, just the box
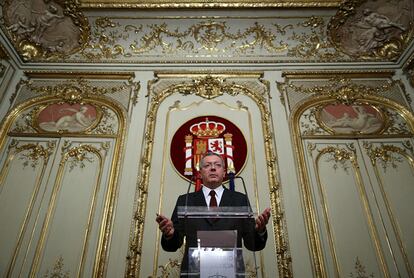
[201,162,223,169]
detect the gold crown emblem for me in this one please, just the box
[190,118,225,138]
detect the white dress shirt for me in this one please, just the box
[202,185,224,207]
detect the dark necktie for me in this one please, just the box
[209,190,217,207]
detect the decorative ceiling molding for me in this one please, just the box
[0,43,9,60]
[79,0,342,9]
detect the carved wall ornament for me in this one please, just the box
[363,141,413,172]
[8,139,55,169]
[312,144,356,173]
[42,256,70,278]
[61,142,109,171]
[169,75,251,100]
[328,0,414,61]
[287,77,397,104]
[2,0,90,61]
[44,15,350,63]
[349,257,375,278]
[22,78,127,101]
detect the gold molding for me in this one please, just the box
[281,70,395,79]
[126,72,292,277]
[79,0,342,9]
[0,43,9,60]
[23,71,135,80]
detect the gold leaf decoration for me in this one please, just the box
[349,257,374,278]
[42,256,70,278]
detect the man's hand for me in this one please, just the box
[255,208,271,232]
[156,213,175,239]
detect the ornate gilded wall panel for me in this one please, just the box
[0,74,129,277]
[305,141,389,277]
[0,138,57,277]
[281,71,414,276]
[362,140,414,276]
[126,72,291,277]
[31,140,114,277]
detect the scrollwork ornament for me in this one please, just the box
[288,16,345,60]
[157,258,181,278]
[300,107,328,136]
[61,143,108,172]
[10,108,38,133]
[168,75,252,100]
[363,142,406,172]
[42,256,70,278]
[349,257,375,278]
[91,106,117,135]
[288,77,396,104]
[382,109,412,135]
[23,78,126,101]
[319,144,355,173]
[12,141,55,169]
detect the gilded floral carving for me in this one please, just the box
[349,257,374,278]
[363,141,413,171]
[22,78,126,101]
[42,256,70,278]
[70,16,353,62]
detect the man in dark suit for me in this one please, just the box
[156,152,271,276]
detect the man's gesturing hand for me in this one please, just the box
[255,207,271,232]
[156,213,175,239]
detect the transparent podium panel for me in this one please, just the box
[177,206,256,219]
[186,247,245,277]
[181,230,256,277]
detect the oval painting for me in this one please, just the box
[318,103,385,134]
[36,103,99,133]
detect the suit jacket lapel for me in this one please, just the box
[193,190,207,206]
[219,187,232,207]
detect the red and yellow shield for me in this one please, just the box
[170,116,247,190]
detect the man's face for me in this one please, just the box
[200,155,226,189]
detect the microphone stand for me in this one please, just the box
[231,175,258,277]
